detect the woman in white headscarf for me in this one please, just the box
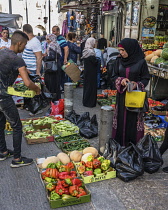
[43,34,62,101]
[82,37,98,107]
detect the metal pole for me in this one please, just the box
[8,0,12,14]
[64,83,74,117]
[48,0,51,33]
[25,0,28,24]
[99,105,114,155]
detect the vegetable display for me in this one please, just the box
[55,134,84,143]
[25,132,52,139]
[40,159,88,201]
[61,140,90,152]
[13,82,28,92]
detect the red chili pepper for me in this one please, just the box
[69,171,77,178]
[92,159,101,169]
[72,178,82,187]
[66,162,74,169]
[59,172,70,179]
[85,161,93,168]
[76,190,87,198]
[61,180,69,188]
[64,188,70,195]
[69,185,79,197]
[55,185,66,195]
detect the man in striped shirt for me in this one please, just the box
[52,26,69,90]
[22,24,42,76]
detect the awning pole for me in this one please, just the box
[8,0,12,14]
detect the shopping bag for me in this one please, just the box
[50,99,64,116]
[65,110,80,125]
[136,133,163,174]
[125,90,146,108]
[116,143,144,182]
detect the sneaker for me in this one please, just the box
[29,109,43,116]
[10,157,33,168]
[0,149,14,161]
[162,167,168,173]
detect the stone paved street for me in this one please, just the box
[0,87,168,210]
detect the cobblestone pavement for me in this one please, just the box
[0,87,168,210]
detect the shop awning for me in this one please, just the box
[0,13,22,29]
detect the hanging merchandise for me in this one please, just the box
[62,19,68,37]
[102,0,115,11]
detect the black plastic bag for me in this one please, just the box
[65,110,80,125]
[79,114,98,139]
[116,143,144,182]
[136,133,163,174]
[76,112,90,129]
[103,138,122,168]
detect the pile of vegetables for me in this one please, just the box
[55,134,84,143]
[13,82,29,92]
[33,117,58,126]
[25,131,52,139]
[148,98,165,108]
[69,147,111,177]
[40,154,88,201]
[61,140,90,152]
[51,120,79,137]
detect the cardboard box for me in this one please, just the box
[64,63,81,82]
[25,135,54,145]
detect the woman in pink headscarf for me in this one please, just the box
[82,37,98,107]
[43,34,62,101]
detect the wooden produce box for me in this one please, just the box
[25,134,54,145]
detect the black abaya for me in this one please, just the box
[83,56,98,107]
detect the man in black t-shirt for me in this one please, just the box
[97,34,107,50]
[0,31,40,167]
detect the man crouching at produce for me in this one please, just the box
[0,30,41,167]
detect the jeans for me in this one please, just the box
[0,96,22,159]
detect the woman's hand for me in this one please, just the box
[121,78,129,86]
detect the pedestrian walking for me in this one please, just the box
[0,31,41,167]
[82,37,98,107]
[111,38,150,146]
[22,24,43,116]
[0,27,11,49]
[43,34,62,101]
[67,32,81,64]
[22,24,42,76]
[52,26,69,90]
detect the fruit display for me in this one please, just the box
[144,125,165,142]
[51,120,79,137]
[148,98,165,107]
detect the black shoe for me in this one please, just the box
[162,167,168,173]
[10,157,33,168]
[0,149,14,161]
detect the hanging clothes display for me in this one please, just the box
[61,19,68,37]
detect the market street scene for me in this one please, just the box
[0,0,168,210]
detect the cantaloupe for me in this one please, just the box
[70,150,82,162]
[42,156,60,168]
[145,53,154,61]
[57,152,70,165]
[150,55,159,64]
[83,147,98,157]
[153,49,162,57]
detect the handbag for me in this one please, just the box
[125,90,146,108]
[44,60,57,71]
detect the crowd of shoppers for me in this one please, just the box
[1,25,168,174]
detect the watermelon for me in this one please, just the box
[163,42,168,49]
[161,48,168,60]
[154,57,165,65]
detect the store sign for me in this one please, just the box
[142,27,155,37]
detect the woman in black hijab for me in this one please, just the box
[111,38,150,146]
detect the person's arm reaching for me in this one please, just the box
[63,46,69,64]
[18,66,41,95]
[34,51,42,76]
